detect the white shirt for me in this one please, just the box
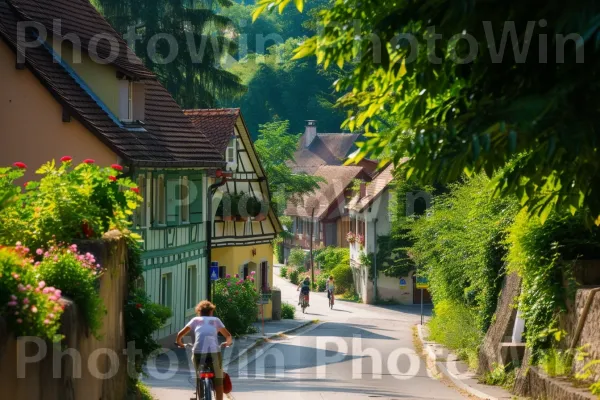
[185,316,225,354]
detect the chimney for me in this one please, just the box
[304,120,317,148]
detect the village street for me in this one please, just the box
[147,267,467,400]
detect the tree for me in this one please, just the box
[93,0,245,108]
[254,120,323,214]
[254,0,600,225]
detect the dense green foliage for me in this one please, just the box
[257,0,600,226]
[281,302,296,319]
[288,268,300,284]
[213,275,260,336]
[314,246,349,272]
[411,174,517,333]
[287,247,307,268]
[254,120,323,212]
[94,0,244,108]
[506,210,600,359]
[330,264,353,295]
[279,266,288,278]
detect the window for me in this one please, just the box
[242,264,249,280]
[160,273,173,308]
[154,175,166,225]
[166,176,179,225]
[260,261,268,291]
[135,175,146,227]
[226,136,236,165]
[181,177,190,223]
[189,176,203,223]
[119,79,133,122]
[186,266,197,309]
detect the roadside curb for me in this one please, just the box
[416,324,505,400]
[223,319,314,369]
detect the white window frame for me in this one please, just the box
[181,176,190,224]
[119,79,134,122]
[160,272,173,309]
[186,265,198,310]
[226,136,236,166]
[155,174,166,226]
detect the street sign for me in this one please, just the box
[210,262,219,281]
[416,276,429,289]
[399,278,407,289]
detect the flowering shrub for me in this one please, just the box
[36,243,105,338]
[0,248,64,341]
[213,275,260,336]
[346,232,356,243]
[0,159,141,250]
[356,233,365,247]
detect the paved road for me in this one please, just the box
[225,268,465,400]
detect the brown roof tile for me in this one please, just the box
[347,163,396,212]
[285,165,364,219]
[289,133,361,174]
[184,109,240,155]
[0,0,224,167]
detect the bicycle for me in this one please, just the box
[300,294,309,313]
[179,342,229,400]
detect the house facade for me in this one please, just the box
[347,163,432,305]
[186,109,282,319]
[0,0,224,339]
[283,165,369,260]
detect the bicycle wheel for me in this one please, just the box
[202,378,213,400]
[196,376,202,400]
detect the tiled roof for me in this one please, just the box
[289,133,361,174]
[8,0,153,79]
[0,0,224,167]
[285,165,364,219]
[184,109,240,156]
[347,163,396,212]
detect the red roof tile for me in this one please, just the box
[184,109,240,155]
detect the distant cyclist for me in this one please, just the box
[176,300,232,400]
[326,275,335,300]
[297,277,311,307]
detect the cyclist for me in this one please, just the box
[176,300,233,400]
[297,277,311,307]
[326,275,335,302]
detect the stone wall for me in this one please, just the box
[478,272,522,374]
[571,287,600,382]
[0,233,130,400]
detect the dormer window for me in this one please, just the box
[226,136,236,167]
[119,78,145,124]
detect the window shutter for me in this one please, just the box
[132,82,145,122]
[118,80,130,121]
[166,176,179,226]
[189,177,203,223]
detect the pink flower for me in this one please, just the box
[43,319,50,325]
[226,274,231,278]
[23,248,29,254]
[22,298,29,305]
[43,288,50,294]
[25,284,32,290]
[60,156,72,163]
[49,313,55,319]
[108,176,117,182]
[83,159,95,164]
[10,295,17,301]
[30,306,38,313]
[34,261,40,266]
[16,319,22,324]
[235,274,239,278]
[111,164,123,171]
[250,278,255,282]
[38,281,46,289]
[70,244,78,251]
[7,301,17,307]
[36,249,43,255]
[50,295,58,302]
[17,284,25,291]
[250,271,256,276]
[13,162,27,169]
[44,252,49,257]
[227,282,231,287]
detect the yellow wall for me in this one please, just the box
[0,41,117,180]
[211,243,274,319]
[50,40,121,116]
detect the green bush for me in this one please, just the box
[37,243,106,338]
[279,266,288,278]
[281,302,295,319]
[316,274,327,292]
[315,246,349,272]
[296,266,306,273]
[213,276,260,336]
[480,363,516,388]
[331,264,353,295]
[539,348,573,377]
[288,247,306,268]
[289,268,300,285]
[428,299,483,370]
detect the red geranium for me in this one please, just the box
[60,156,72,163]
[13,162,27,169]
[108,176,117,182]
[111,164,123,171]
[131,187,140,194]
[135,303,143,309]
[83,159,95,164]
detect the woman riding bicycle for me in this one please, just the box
[326,275,335,304]
[176,300,233,400]
[297,277,310,307]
